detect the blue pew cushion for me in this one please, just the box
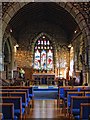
[2,116,18,120]
[27,98,31,102]
[22,108,25,114]
[74,115,88,120]
[22,102,28,107]
[29,94,34,98]
[14,108,25,116]
[72,108,80,115]
[74,115,80,120]
[67,102,70,107]
[14,115,18,120]
[14,109,20,116]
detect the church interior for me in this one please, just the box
[0,1,90,120]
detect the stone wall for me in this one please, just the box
[15,50,33,68]
[72,33,83,72]
[15,21,68,69]
[72,32,89,84]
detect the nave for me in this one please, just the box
[1,85,90,120]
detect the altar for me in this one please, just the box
[32,73,55,85]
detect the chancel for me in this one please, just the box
[33,73,55,85]
[0,1,90,120]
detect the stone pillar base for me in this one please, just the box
[87,71,90,86]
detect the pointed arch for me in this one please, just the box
[2,33,14,79]
[32,32,55,51]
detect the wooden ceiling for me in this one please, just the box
[2,2,89,42]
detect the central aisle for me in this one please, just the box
[26,100,71,119]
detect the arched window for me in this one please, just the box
[34,35,54,71]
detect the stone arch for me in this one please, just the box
[2,33,14,79]
[32,32,56,52]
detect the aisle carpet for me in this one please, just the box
[33,86,58,100]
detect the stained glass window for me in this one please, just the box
[44,40,46,45]
[47,50,53,70]
[34,50,40,69]
[47,41,50,45]
[38,46,40,49]
[38,40,40,45]
[35,46,37,49]
[41,46,43,49]
[41,41,43,45]
[34,35,54,70]
[41,50,46,70]
[44,46,46,49]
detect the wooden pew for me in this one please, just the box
[1,96,23,119]
[2,86,34,98]
[1,91,29,116]
[2,89,31,114]
[57,86,71,108]
[64,87,82,98]
[9,92,27,110]
[70,96,90,117]
[1,88,32,110]
[58,86,71,98]
[57,86,82,110]
[0,92,9,97]
[1,91,28,107]
[2,86,34,107]
[81,87,90,94]
[66,92,84,116]
[2,86,33,96]
[0,103,15,120]
[80,103,90,120]
[85,91,90,96]
[0,92,27,107]
[74,103,90,120]
[1,89,31,106]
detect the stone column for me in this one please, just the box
[0,3,4,79]
[0,36,5,79]
[87,44,90,86]
[88,45,90,70]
